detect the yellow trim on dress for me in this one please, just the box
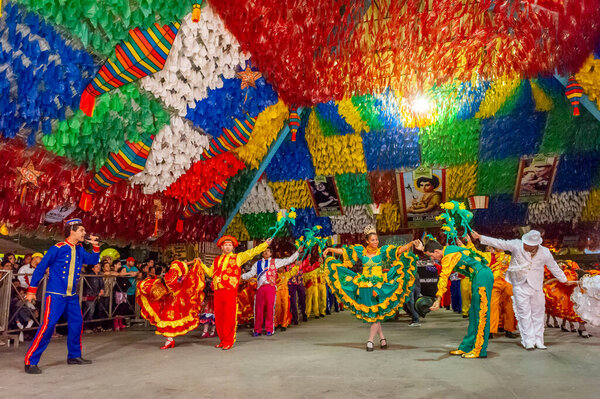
[472,286,489,356]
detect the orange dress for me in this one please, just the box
[274,265,299,328]
[543,261,582,323]
[237,279,257,325]
[137,260,205,337]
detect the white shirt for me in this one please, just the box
[17,264,36,288]
[241,252,299,289]
[479,235,567,290]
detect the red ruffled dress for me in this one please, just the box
[137,260,206,337]
[237,279,257,325]
[543,261,582,323]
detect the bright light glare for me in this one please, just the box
[412,97,430,113]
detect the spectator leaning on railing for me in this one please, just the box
[18,253,44,289]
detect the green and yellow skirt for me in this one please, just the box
[324,253,417,323]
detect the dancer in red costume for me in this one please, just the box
[137,259,205,349]
[237,279,257,327]
[201,236,271,350]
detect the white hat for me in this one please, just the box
[522,230,543,246]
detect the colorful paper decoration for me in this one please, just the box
[153,199,164,237]
[565,76,584,116]
[236,65,262,90]
[200,114,256,160]
[79,21,181,117]
[79,136,153,211]
[16,160,44,204]
[176,180,228,233]
[289,108,301,141]
[468,196,489,210]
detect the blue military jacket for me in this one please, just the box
[28,241,100,296]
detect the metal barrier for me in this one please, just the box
[1,271,139,348]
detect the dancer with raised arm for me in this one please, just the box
[322,226,418,351]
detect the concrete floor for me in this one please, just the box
[1,310,599,399]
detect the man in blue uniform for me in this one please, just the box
[23,218,100,374]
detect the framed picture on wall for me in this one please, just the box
[397,166,447,228]
[306,175,343,217]
[514,155,559,203]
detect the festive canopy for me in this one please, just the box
[2,0,600,247]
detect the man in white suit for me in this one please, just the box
[471,230,576,350]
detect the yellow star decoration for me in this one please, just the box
[17,160,43,187]
[236,66,262,89]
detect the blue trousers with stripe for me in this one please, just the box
[25,294,83,366]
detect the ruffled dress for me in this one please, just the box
[543,261,583,322]
[571,271,600,326]
[324,245,417,323]
[137,260,205,337]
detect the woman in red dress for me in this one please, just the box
[137,259,205,349]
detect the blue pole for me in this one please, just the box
[216,107,304,240]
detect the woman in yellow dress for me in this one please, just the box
[323,226,419,351]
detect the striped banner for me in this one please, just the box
[79,136,153,211]
[80,21,180,117]
[176,180,228,232]
[200,114,255,160]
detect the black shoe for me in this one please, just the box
[24,365,42,374]
[366,341,374,352]
[319,314,325,318]
[315,316,319,319]
[67,357,92,365]
[462,315,468,318]
[293,321,298,325]
[335,309,339,312]
[302,316,308,322]
[326,311,331,315]
[505,331,519,339]
[280,327,287,332]
[488,333,495,339]
[498,327,505,332]
[380,338,388,350]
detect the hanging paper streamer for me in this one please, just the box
[475,77,521,119]
[420,119,480,167]
[176,180,228,233]
[361,128,420,171]
[553,153,600,193]
[337,98,369,134]
[494,80,535,117]
[335,173,372,206]
[315,102,354,136]
[165,152,245,205]
[288,108,301,141]
[16,160,44,205]
[224,213,250,241]
[219,168,255,216]
[565,76,584,116]
[527,191,590,224]
[242,212,282,239]
[479,113,546,161]
[476,158,519,195]
[79,21,181,117]
[530,81,553,112]
[268,208,297,239]
[141,8,249,116]
[152,199,164,237]
[200,114,255,160]
[233,100,289,169]
[0,4,96,141]
[581,189,600,222]
[130,116,210,194]
[239,179,280,214]
[468,196,489,210]
[375,203,403,234]
[447,163,478,200]
[575,54,600,109]
[43,84,168,171]
[269,180,313,210]
[330,205,376,235]
[79,135,153,211]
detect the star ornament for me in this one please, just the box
[236,66,262,89]
[17,160,44,187]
